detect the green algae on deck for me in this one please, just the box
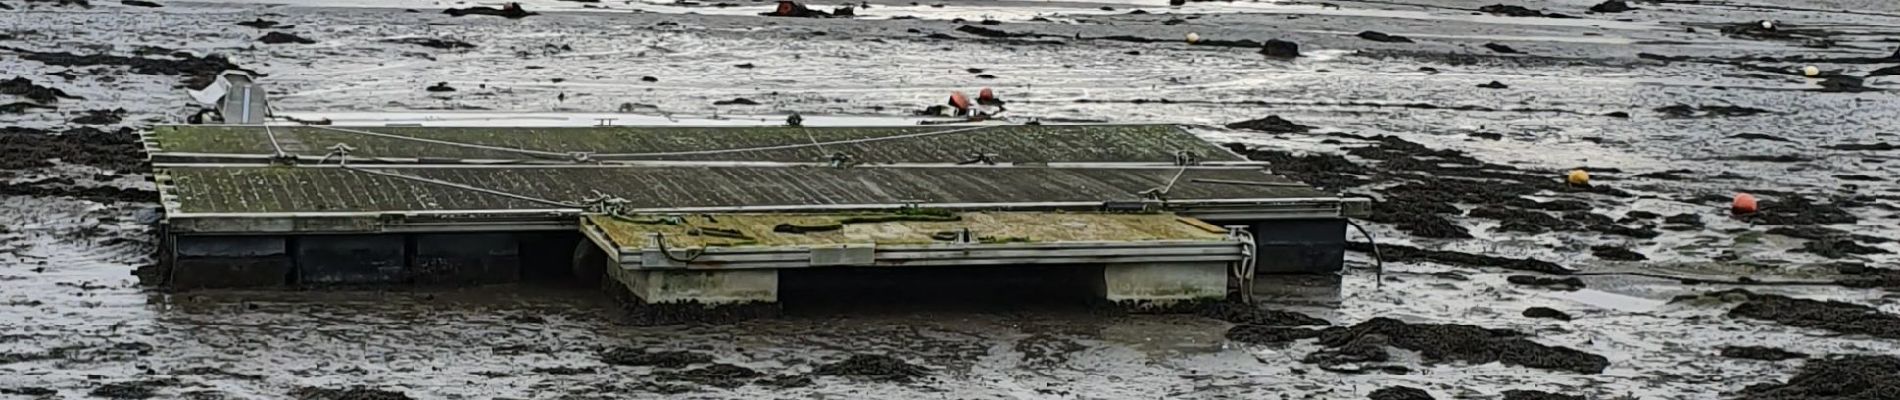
[150,124,1240,163]
[589,212,1233,249]
[161,166,1324,214]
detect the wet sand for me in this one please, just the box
[5,0,1900,398]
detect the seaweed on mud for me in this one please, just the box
[1477,81,1509,89]
[1261,39,1300,58]
[0,102,54,113]
[1825,142,1898,151]
[0,127,147,172]
[1014,333,1087,366]
[1349,242,1573,274]
[235,18,280,28]
[70,108,125,125]
[383,37,475,50]
[1502,391,1583,400]
[1303,333,1391,371]
[1837,266,1900,289]
[813,354,929,382]
[1755,196,1857,225]
[1507,275,1586,290]
[289,387,413,400]
[657,364,761,388]
[530,366,594,375]
[1681,290,1900,339]
[1483,43,1519,54]
[1589,0,1632,13]
[1357,31,1413,43]
[1799,237,1889,259]
[1226,325,1322,344]
[4,47,246,85]
[1477,4,1573,18]
[1720,346,1806,361]
[1730,133,1792,142]
[1225,115,1312,133]
[600,347,712,368]
[1315,318,1610,374]
[0,387,56,396]
[0,178,158,203]
[443,3,536,18]
[2,77,79,103]
[22,0,90,7]
[1737,355,1900,400]
[755,374,813,388]
[1469,205,1569,234]
[1590,245,1647,261]
[1196,301,1331,326]
[121,0,160,7]
[1522,307,1572,321]
[259,32,316,45]
[1369,386,1434,400]
[714,97,760,106]
[90,380,174,400]
[1223,144,1369,190]
[1655,104,1772,118]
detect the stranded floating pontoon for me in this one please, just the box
[145,123,1366,310]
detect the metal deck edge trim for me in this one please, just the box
[150,160,1273,169]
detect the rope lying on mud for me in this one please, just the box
[1341,245,1843,287]
[1345,221,1385,289]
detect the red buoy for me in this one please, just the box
[948,91,972,112]
[1732,193,1759,215]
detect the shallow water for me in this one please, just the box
[5,0,1900,398]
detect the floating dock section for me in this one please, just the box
[146,124,1366,310]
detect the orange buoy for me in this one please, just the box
[1732,193,1759,215]
[1566,169,1590,186]
[774,1,794,15]
[978,88,996,102]
[948,91,972,112]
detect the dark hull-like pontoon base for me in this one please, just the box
[147,124,1366,318]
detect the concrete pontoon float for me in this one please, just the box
[146,123,1367,311]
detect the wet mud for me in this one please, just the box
[1314,318,1610,374]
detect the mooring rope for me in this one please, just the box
[339,166,584,209]
[311,124,1002,162]
[263,124,288,157]
[590,125,1000,158]
[312,125,573,158]
[1345,220,1385,290]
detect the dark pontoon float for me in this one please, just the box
[146,123,1366,310]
